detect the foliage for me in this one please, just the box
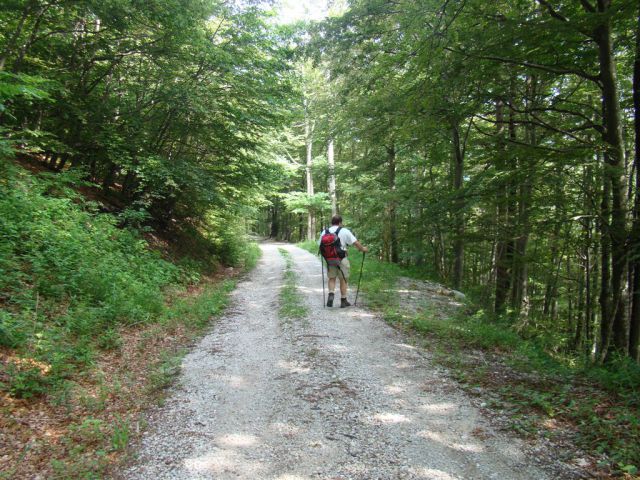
[278,248,308,320]
[272,0,640,370]
[283,191,331,216]
[0,0,295,228]
[310,234,639,471]
[0,162,247,399]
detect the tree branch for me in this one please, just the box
[536,0,569,22]
[445,47,601,83]
[579,0,596,13]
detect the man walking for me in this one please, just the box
[319,215,368,308]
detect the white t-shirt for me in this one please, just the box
[318,225,357,254]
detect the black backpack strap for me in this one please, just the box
[336,226,342,236]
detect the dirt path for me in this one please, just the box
[121,243,554,480]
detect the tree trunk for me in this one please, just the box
[630,3,640,362]
[494,98,511,314]
[543,216,563,317]
[386,143,399,263]
[452,122,464,289]
[595,0,629,361]
[270,205,279,239]
[512,75,536,318]
[305,102,315,241]
[328,137,338,216]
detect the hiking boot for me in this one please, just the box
[340,298,351,308]
[327,292,334,307]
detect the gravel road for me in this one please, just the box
[121,243,551,480]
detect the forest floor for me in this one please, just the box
[121,243,593,480]
[0,274,238,479]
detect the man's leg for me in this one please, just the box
[338,259,352,308]
[327,275,336,307]
[339,276,348,298]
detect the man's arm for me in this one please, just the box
[353,240,368,253]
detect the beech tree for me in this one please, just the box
[290,0,640,363]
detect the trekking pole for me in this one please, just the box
[354,251,366,306]
[321,254,326,308]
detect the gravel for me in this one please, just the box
[120,243,554,480]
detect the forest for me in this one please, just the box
[1,0,640,477]
[265,0,640,366]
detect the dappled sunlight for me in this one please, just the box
[384,384,406,395]
[397,288,421,294]
[184,449,266,476]
[278,360,311,374]
[418,430,484,453]
[373,412,411,424]
[393,360,416,370]
[383,379,413,395]
[217,433,259,448]
[275,475,312,480]
[297,285,321,295]
[325,343,350,353]
[418,402,459,415]
[408,467,461,480]
[394,343,418,351]
[270,421,302,436]
[208,373,247,388]
[342,310,376,319]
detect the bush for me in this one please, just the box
[0,163,182,396]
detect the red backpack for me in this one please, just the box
[319,227,345,266]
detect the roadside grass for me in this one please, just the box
[242,242,262,272]
[5,276,242,479]
[298,239,640,476]
[0,162,263,479]
[409,307,640,474]
[278,248,308,321]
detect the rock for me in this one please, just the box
[451,289,466,301]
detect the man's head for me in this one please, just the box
[331,214,343,226]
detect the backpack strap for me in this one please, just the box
[335,226,346,257]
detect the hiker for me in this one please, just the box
[319,214,368,308]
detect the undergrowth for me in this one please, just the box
[298,239,640,476]
[278,248,308,321]
[0,159,261,477]
[0,161,255,399]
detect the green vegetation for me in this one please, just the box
[265,0,640,368]
[0,162,247,399]
[306,237,640,473]
[278,248,308,321]
[1,162,172,397]
[0,159,257,477]
[3,0,640,476]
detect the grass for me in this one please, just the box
[278,248,308,321]
[299,239,640,476]
[411,309,640,475]
[0,161,263,478]
[2,276,243,479]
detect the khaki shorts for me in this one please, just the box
[328,257,350,281]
